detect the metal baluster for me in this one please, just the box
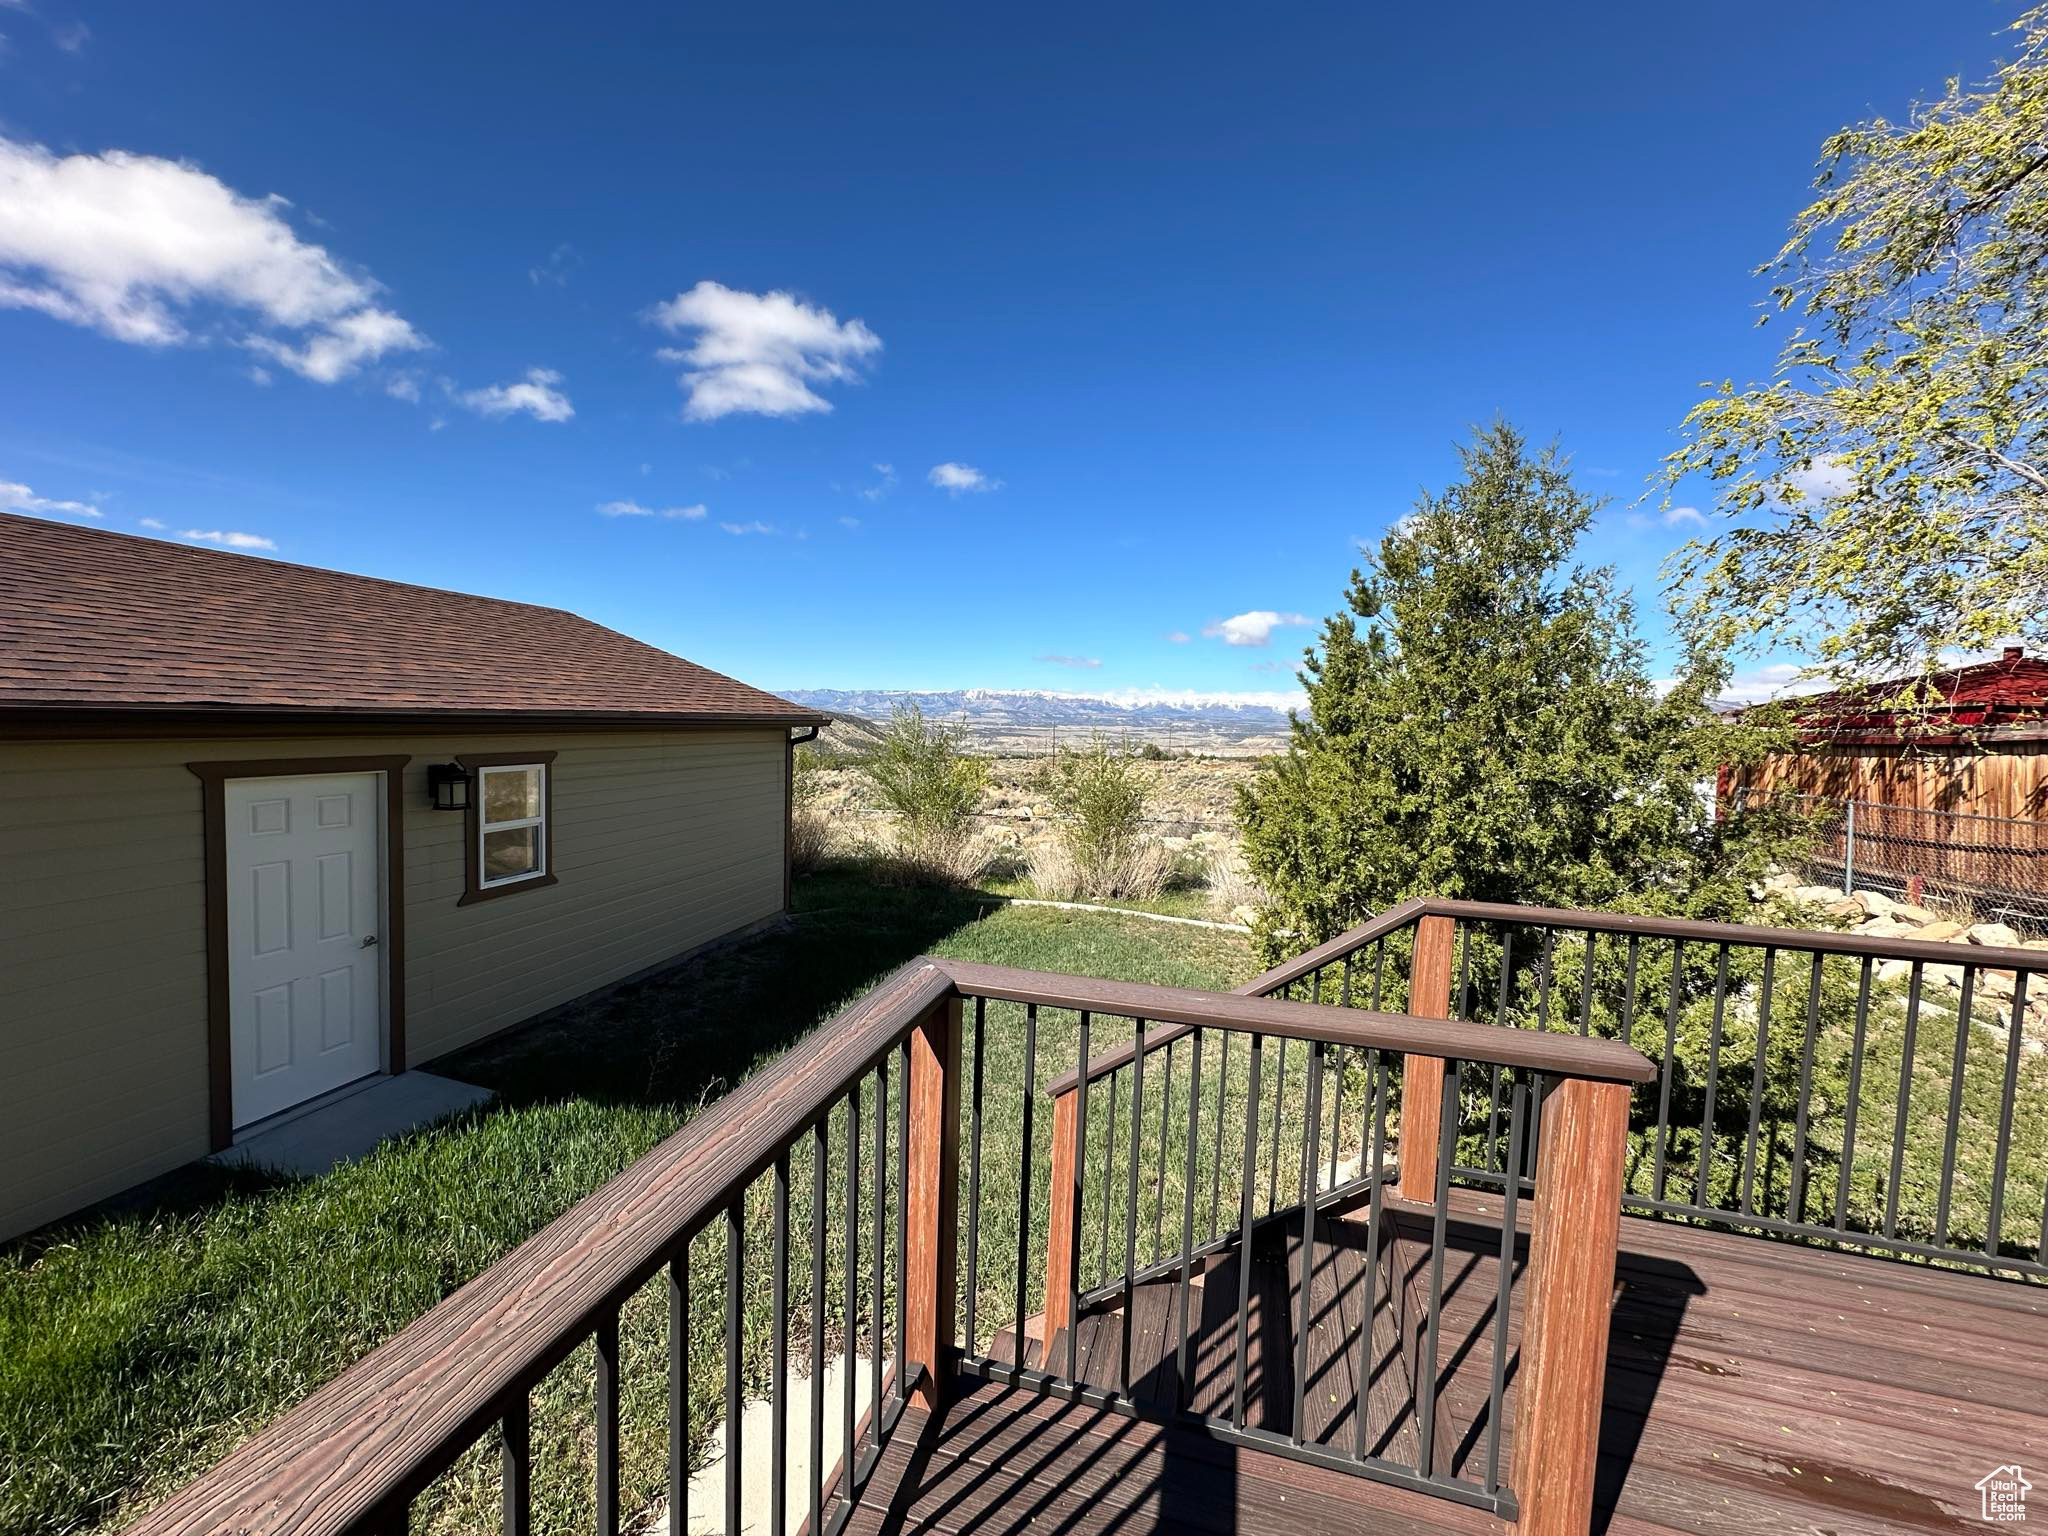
[872,1060,887,1436]
[669,1245,688,1536]
[1936,968,1977,1247]
[1267,1036,1288,1214]
[808,1123,826,1536]
[503,1396,531,1536]
[1695,945,1731,1209]
[1535,928,1554,1030]
[1291,1040,1326,1446]
[1330,962,1351,1185]
[1456,926,1473,1020]
[1210,1032,1230,1243]
[1789,951,1824,1224]
[1371,936,1387,1011]
[1484,1082,1527,1495]
[1620,933,1641,1038]
[598,1303,620,1536]
[1653,939,1684,1201]
[771,1153,790,1536]
[1884,963,1925,1239]
[724,1204,743,1535]
[1833,958,1875,1231]
[1122,1015,1147,1395]
[964,998,985,1356]
[1155,1036,1176,1261]
[1740,948,1776,1215]
[1415,1063,1460,1479]
[843,1087,860,1511]
[1233,1034,1263,1430]
[1577,929,1596,1035]
[1351,1052,1389,1462]
[1013,1006,1035,1372]
[1069,1011,1090,1382]
[1100,1070,1119,1288]
[1985,974,2029,1257]
[1485,930,1514,1172]
[896,1038,910,1399]
[1174,1028,1205,1412]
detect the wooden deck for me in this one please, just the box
[855,1193,2048,1534]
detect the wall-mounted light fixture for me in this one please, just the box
[427,762,473,812]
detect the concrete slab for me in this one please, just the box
[209,1071,494,1178]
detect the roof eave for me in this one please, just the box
[0,702,830,737]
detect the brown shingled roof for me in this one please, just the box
[0,514,821,726]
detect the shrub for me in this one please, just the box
[1026,836,1174,903]
[788,743,835,874]
[854,705,991,886]
[1032,737,1169,900]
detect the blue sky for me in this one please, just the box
[0,2,2018,702]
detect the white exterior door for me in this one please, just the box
[225,773,386,1128]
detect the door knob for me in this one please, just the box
[361,934,380,948]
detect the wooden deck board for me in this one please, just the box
[864,1199,2047,1533]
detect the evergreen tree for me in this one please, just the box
[1239,422,1782,957]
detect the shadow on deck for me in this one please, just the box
[855,1191,2048,1535]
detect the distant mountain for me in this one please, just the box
[781,687,1299,754]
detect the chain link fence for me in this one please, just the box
[1775,793,2048,927]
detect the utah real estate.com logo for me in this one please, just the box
[1979,1465,2032,1524]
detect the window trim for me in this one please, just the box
[456,750,559,906]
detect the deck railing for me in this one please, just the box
[120,933,1652,1536]
[1024,915,1652,1533]
[1059,898,2048,1283]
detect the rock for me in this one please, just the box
[2025,938,2048,951]
[1764,871,1801,892]
[1876,958,1915,986]
[1891,902,1937,925]
[1825,898,1865,921]
[1852,890,1900,919]
[1968,922,2021,948]
[1227,905,1258,928]
[1858,917,1917,939]
[1981,969,2017,1000]
[1905,920,1966,942]
[1791,884,1846,906]
[1926,963,1968,993]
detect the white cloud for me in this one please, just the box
[180,527,276,551]
[929,461,999,495]
[0,477,99,518]
[0,136,425,381]
[597,499,706,520]
[719,519,777,536]
[139,516,166,529]
[1202,610,1310,647]
[838,515,861,529]
[859,462,897,502]
[51,19,88,52]
[646,280,880,421]
[1779,454,1855,504]
[459,366,573,422]
[1697,662,1837,707]
[1663,505,1709,528]
[386,373,421,403]
[528,243,578,287]
[1165,631,1192,644]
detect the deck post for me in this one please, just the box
[1042,1086,1081,1356]
[1396,913,1456,1203]
[905,994,963,1414]
[1511,1074,1630,1536]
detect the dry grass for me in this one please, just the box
[1025,836,1176,902]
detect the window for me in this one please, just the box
[457,751,558,904]
[478,763,547,887]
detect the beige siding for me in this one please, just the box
[0,727,788,1240]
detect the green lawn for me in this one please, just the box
[0,869,1252,1536]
